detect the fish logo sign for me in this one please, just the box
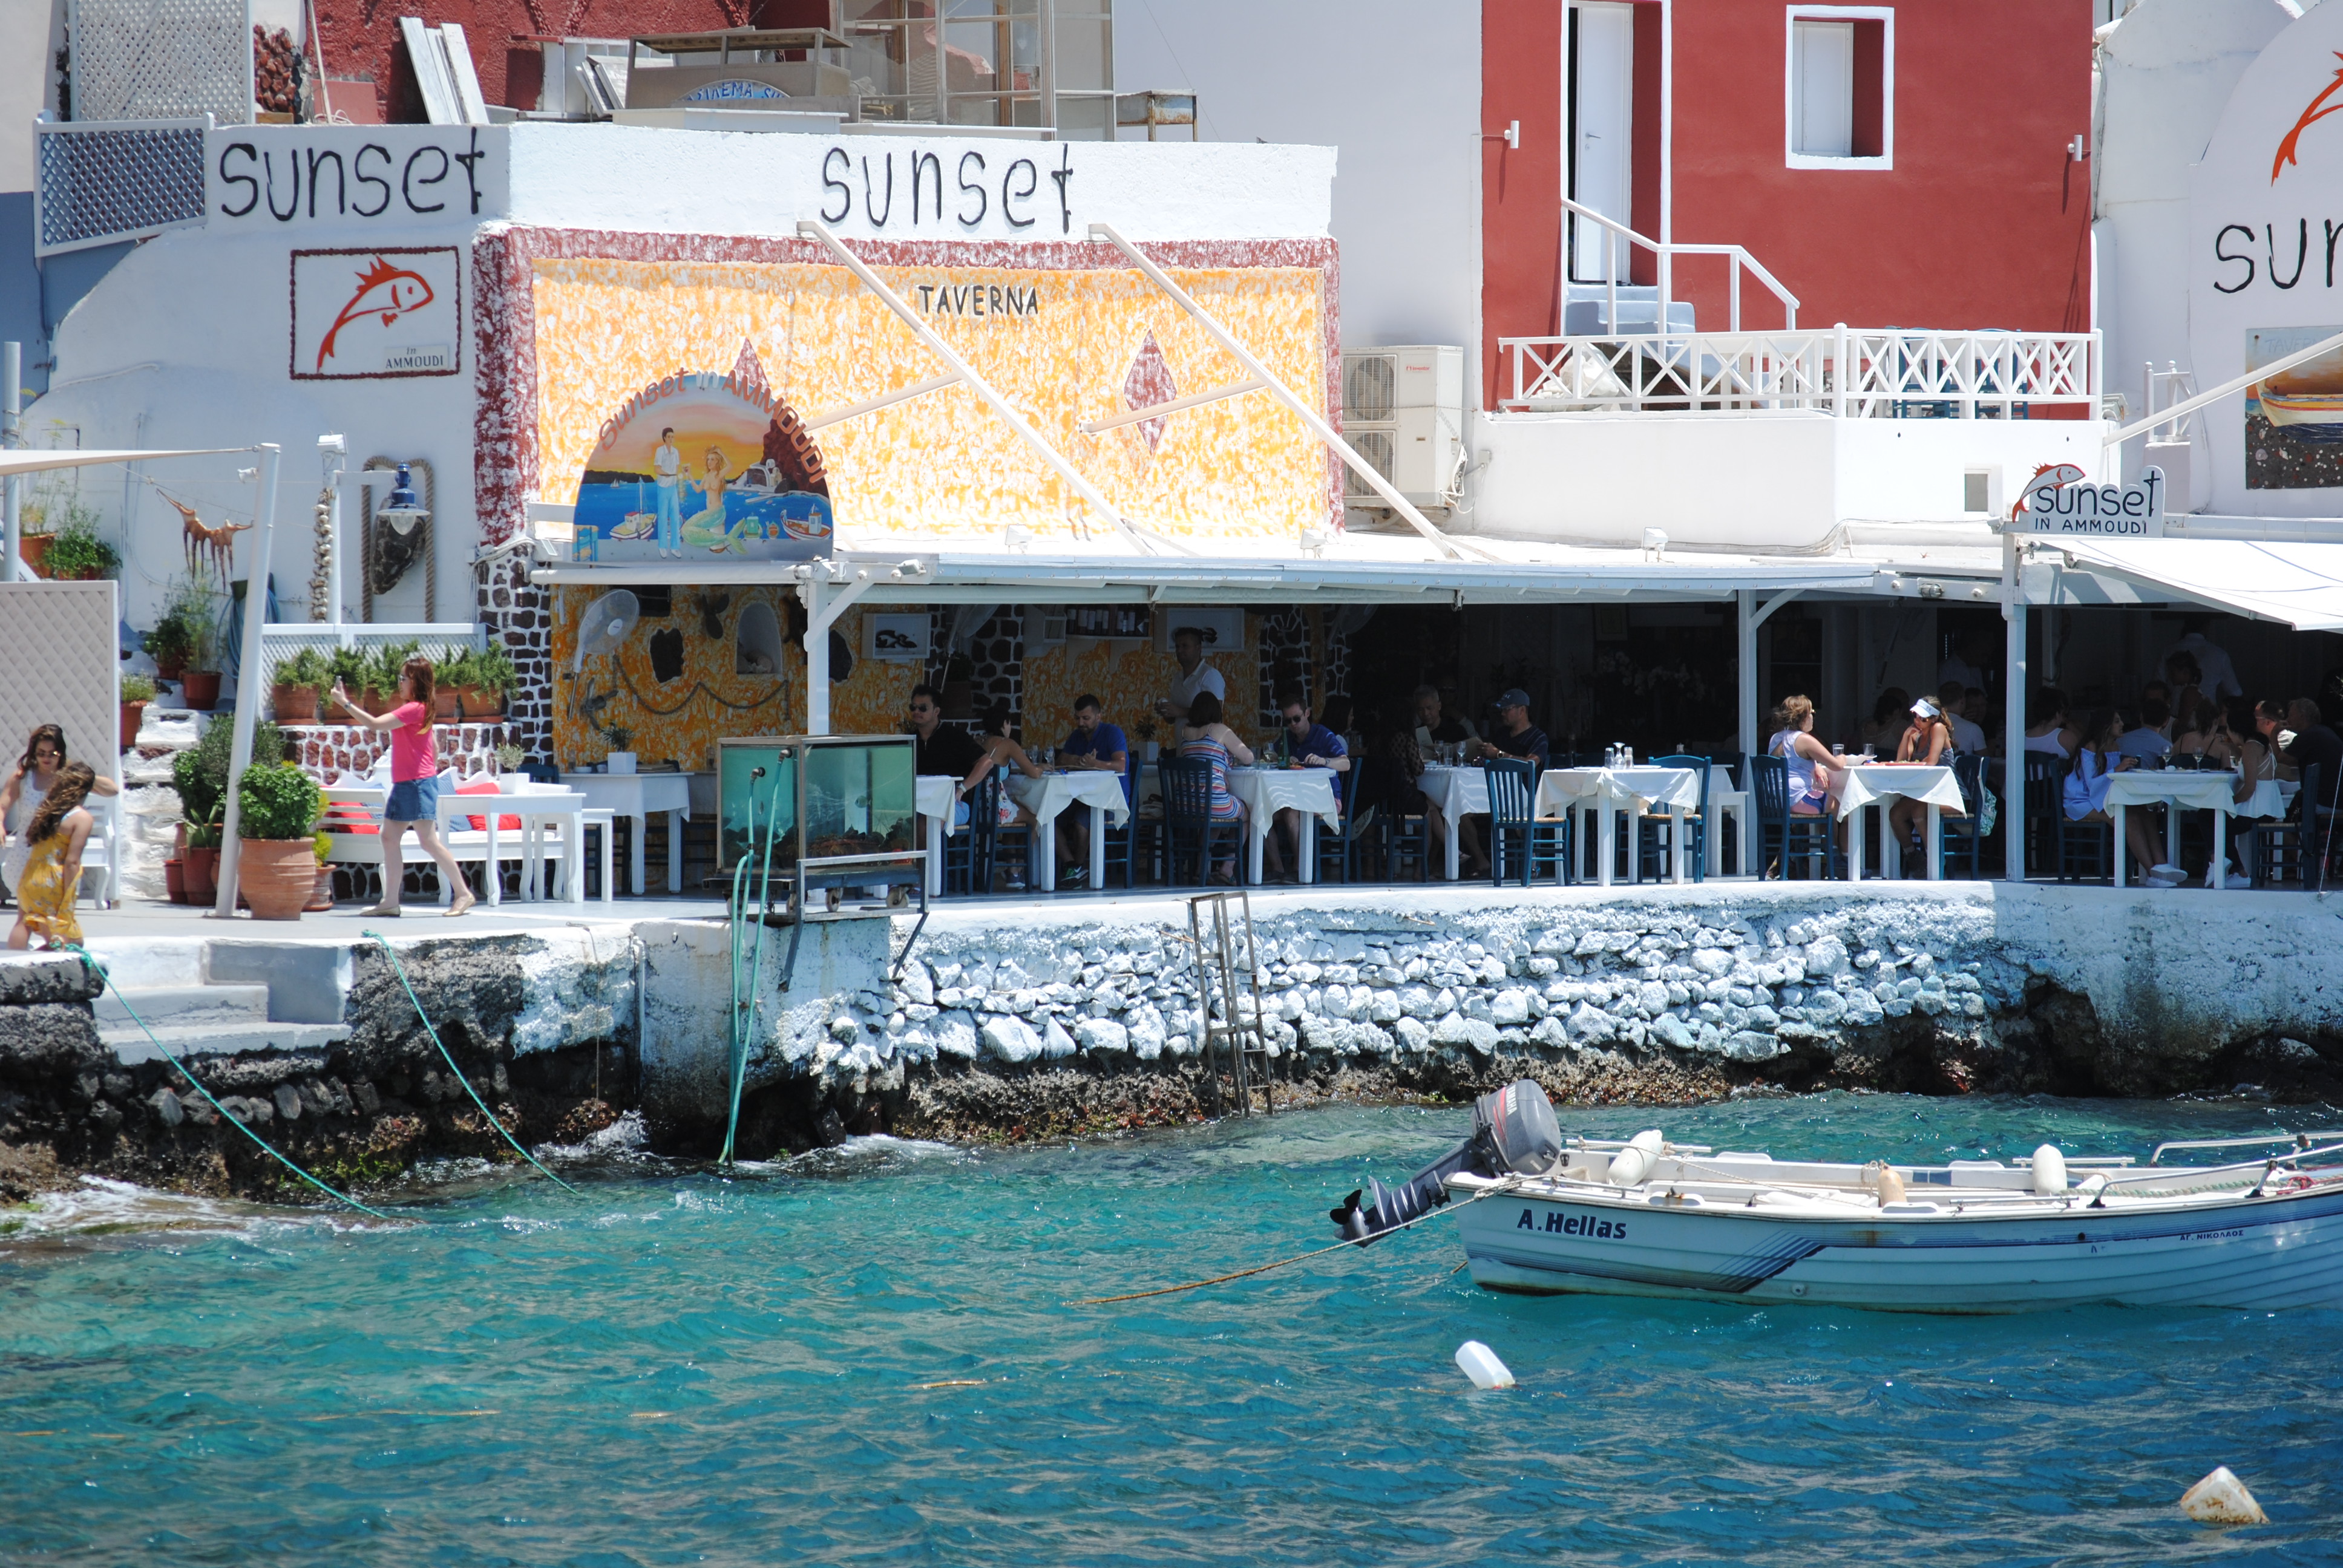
[2273,53,2343,183]
[2011,462,2086,521]
[316,256,436,371]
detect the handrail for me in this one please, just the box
[2149,1132,2343,1166]
[2102,325,2343,447]
[1555,194,1800,335]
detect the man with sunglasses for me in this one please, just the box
[1267,689,1349,882]
[908,684,994,832]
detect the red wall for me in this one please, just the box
[1480,0,2096,407]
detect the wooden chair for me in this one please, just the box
[1482,757,1570,886]
[1311,762,1362,883]
[1161,758,1242,887]
[2023,753,2063,878]
[1747,753,1843,880]
[1638,752,1709,883]
[2256,763,2325,889]
[1938,754,1987,880]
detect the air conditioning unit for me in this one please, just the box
[1340,345,1465,508]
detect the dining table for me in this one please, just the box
[1006,769,1132,891]
[1835,763,1967,881]
[1536,765,1703,885]
[1223,765,1341,884]
[1415,765,1487,880]
[2103,768,2271,890]
[915,774,960,897]
[557,770,696,895]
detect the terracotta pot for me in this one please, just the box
[183,845,218,903]
[457,685,503,720]
[433,688,462,720]
[182,670,223,710]
[271,683,320,724]
[163,858,188,904]
[361,687,395,715]
[17,534,54,577]
[304,862,336,912]
[238,838,316,920]
[153,654,187,683]
[120,701,148,751]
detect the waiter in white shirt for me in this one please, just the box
[1155,625,1226,723]
[2164,615,2243,703]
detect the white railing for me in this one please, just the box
[1558,196,1800,335]
[1499,325,2101,417]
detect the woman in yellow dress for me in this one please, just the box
[7,760,95,950]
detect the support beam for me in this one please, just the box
[798,557,929,736]
[802,371,962,433]
[1084,221,1487,562]
[2,342,19,583]
[1736,587,1801,758]
[795,220,1176,556]
[213,443,283,918]
[2003,534,2028,883]
[1077,377,1265,434]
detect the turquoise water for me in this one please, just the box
[4,1093,2340,1566]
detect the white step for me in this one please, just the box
[100,1019,353,1066]
[93,983,270,1028]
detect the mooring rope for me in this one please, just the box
[1066,1178,1521,1306]
[67,946,396,1221]
[364,932,580,1195]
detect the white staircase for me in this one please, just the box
[88,939,352,1064]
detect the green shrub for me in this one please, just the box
[470,640,516,694]
[237,762,323,841]
[148,577,221,668]
[172,717,287,827]
[119,674,157,704]
[329,645,369,690]
[278,645,332,686]
[43,509,120,578]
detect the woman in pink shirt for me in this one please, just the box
[331,655,474,917]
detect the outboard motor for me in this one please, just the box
[1329,1079,1562,1245]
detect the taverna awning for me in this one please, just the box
[2019,538,2343,632]
[0,447,250,476]
[531,536,1885,606]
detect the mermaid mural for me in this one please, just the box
[572,343,834,563]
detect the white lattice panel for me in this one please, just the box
[0,583,123,786]
[69,0,252,125]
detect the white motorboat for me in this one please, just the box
[1329,1082,2343,1313]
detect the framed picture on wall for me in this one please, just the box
[1153,607,1245,656]
[865,612,929,661]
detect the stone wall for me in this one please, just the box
[286,722,514,781]
[474,553,552,763]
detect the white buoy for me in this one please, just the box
[1608,1129,1666,1187]
[1454,1341,1515,1390]
[2031,1143,2068,1195]
[2179,1466,2267,1526]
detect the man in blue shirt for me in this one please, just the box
[1056,693,1128,886]
[1268,690,1349,881]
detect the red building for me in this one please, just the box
[1478,0,2096,408]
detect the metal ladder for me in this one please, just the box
[1186,890,1274,1116]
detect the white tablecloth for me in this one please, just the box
[1836,765,1965,818]
[2102,769,2276,892]
[1225,766,1339,883]
[1538,766,1702,885]
[1417,766,1486,829]
[916,774,961,897]
[559,771,696,893]
[1008,771,1132,891]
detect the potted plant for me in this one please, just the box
[120,673,156,750]
[604,724,635,775]
[235,761,326,920]
[142,609,196,685]
[432,647,471,719]
[159,577,224,710]
[362,639,419,713]
[327,645,369,718]
[1133,714,1160,762]
[271,645,330,725]
[182,819,221,903]
[172,716,286,903]
[305,829,338,912]
[462,641,514,720]
[41,505,120,580]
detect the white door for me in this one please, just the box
[1792,20,1855,157]
[1571,2,1634,282]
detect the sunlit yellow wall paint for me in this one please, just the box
[1020,630,1261,759]
[529,258,1331,545]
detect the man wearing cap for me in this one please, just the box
[1468,688,1552,772]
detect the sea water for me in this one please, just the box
[3,1093,2339,1566]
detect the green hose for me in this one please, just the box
[719,765,789,1166]
[66,945,396,1221]
[364,931,581,1195]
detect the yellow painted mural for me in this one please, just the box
[529,258,1332,546]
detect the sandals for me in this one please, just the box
[358,903,401,918]
[445,892,477,917]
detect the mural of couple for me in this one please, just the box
[572,351,834,563]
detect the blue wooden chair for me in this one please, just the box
[2023,753,2063,878]
[1637,752,1709,883]
[1482,757,1570,886]
[2054,762,2112,884]
[969,769,1038,893]
[1098,747,1144,888]
[2256,762,2326,889]
[1161,759,1242,887]
[1748,753,1843,880]
[1311,761,1362,883]
[1938,753,1987,880]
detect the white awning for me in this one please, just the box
[2024,538,2343,632]
[0,447,249,477]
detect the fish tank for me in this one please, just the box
[718,735,922,920]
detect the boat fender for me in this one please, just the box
[2179,1466,2267,1527]
[1608,1129,1666,1187]
[2031,1144,2068,1195]
[1455,1341,1515,1390]
[1864,1161,1907,1204]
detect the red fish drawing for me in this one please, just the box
[316,256,435,370]
[2273,54,2343,183]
